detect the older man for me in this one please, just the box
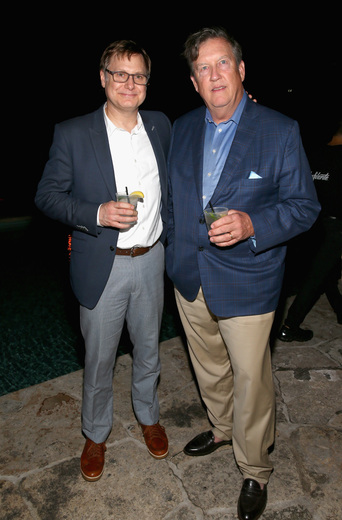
[166,27,320,519]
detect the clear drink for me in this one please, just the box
[203,207,228,231]
[116,193,140,209]
[116,192,143,227]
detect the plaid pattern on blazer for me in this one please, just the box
[166,97,320,317]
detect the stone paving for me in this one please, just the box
[0,291,341,520]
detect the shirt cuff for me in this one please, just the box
[249,235,256,249]
[97,204,103,226]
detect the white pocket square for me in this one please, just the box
[248,171,262,179]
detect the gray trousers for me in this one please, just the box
[80,241,164,443]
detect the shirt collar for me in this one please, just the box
[205,90,247,126]
[103,103,143,135]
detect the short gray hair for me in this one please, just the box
[183,26,243,75]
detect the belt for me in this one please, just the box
[115,239,159,257]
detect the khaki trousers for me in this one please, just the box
[175,287,275,483]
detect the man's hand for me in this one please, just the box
[246,91,257,103]
[208,209,254,247]
[99,201,137,228]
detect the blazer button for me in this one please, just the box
[199,217,205,224]
[198,246,204,251]
[110,246,115,251]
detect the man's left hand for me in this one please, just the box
[208,210,254,247]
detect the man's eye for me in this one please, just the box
[219,59,230,68]
[199,65,209,74]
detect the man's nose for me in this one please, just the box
[210,65,221,80]
[125,75,135,88]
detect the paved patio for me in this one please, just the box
[1,291,341,520]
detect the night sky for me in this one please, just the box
[4,9,341,218]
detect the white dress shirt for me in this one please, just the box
[102,106,162,248]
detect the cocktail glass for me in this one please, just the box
[203,207,228,231]
[116,192,141,209]
[116,192,141,227]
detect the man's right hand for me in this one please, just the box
[99,201,137,228]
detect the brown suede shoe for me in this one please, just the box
[81,438,107,481]
[140,422,169,459]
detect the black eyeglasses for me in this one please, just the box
[105,69,150,86]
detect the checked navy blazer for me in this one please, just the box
[166,96,321,317]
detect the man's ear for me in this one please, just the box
[100,69,106,89]
[239,60,245,82]
[190,75,199,93]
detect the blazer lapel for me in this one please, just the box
[210,100,257,204]
[191,109,206,207]
[89,107,117,199]
[142,113,166,191]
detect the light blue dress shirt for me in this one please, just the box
[202,91,247,208]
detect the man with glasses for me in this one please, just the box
[35,40,171,481]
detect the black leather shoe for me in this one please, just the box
[277,324,313,342]
[183,430,232,456]
[238,479,267,520]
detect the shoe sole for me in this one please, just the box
[184,440,232,457]
[238,503,266,520]
[81,467,104,482]
[147,448,169,459]
[278,335,312,342]
[277,336,294,342]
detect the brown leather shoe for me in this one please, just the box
[140,422,168,459]
[80,438,106,481]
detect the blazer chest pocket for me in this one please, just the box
[233,178,278,208]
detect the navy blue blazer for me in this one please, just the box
[35,106,171,309]
[166,97,321,317]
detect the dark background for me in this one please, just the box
[1,9,341,394]
[2,9,341,218]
